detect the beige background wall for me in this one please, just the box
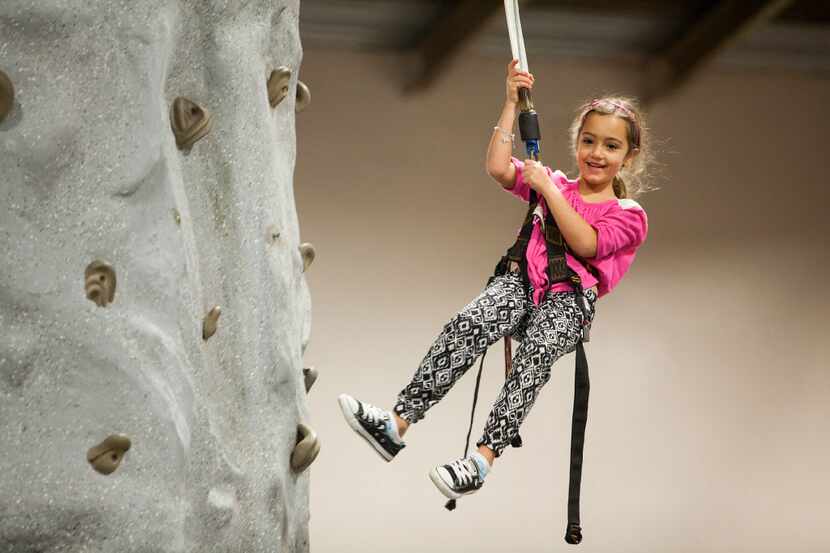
[294,48,829,553]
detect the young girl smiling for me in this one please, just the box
[339,58,651,503]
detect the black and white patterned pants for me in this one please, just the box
[393,271,597,457]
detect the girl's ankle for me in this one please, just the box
[476,445,496,466]
[393,414,409,437]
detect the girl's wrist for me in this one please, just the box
[544,177,561,197]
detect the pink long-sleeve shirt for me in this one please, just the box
[507,157,648,305]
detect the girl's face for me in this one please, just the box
[576,112,635,187]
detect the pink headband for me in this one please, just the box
[589,98,635,120]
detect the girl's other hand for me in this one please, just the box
[506,59,534,105]
[522,159,550,193]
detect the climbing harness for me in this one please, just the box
[445,1,595,546]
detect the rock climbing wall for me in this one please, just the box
[0,1,318,551]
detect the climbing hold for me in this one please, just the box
[202,306,221,341]
[0,69,13,123]
[170,97,213,150]
[290,423,320,473]
[267,67,292,108]
[295,81,311,113]
[265,225,280,245]
[85,261,117,307]
[298,243,315,272]
[87,434,131,475]
[303,367,318,393]
[207,487,237,528]
[172,208,181,226]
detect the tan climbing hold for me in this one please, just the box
[267,67,292,108]
[0,69,13,123]
[173,208,181,226]
[85,261,117,307]
[291,423,320,473]
[303,367,318,393]
[295,81,311,113]
[299,243,315,272]
[202,306,221,341]
[170,97,213,150]
[87,434,131,475]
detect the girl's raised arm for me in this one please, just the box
[486,59,533,189]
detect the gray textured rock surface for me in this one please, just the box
[0,1,314,551]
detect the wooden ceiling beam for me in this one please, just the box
[644,0,796,103]
[404,0,504,94]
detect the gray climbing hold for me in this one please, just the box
[207,487,237,528]
[290,423,320,473]
[170,97,213,150]
[295,81,311,113]
[303,367,318,393]
[85,261,117,307]
[202,306,221,341]
[267,67,292,108]
[87,434,132,475]
[0,69,13,123]
[298,243,315,273]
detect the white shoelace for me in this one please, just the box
[447,458,478,487]
[360,402,388,427]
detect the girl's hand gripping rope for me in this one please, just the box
[521,159,553,194]
[505,59,534,106]
[505,59,541,159]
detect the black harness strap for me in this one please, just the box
[566,340,589,545]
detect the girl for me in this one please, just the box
[338,59,651,501]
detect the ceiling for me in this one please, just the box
[298,0,830,101]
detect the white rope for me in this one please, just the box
[503,0,529,73]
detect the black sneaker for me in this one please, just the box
[337,394,405,462]
[429,456,484,499]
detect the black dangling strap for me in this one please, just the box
[565,522,583,545]
[445,347,488,512]
[564,340,590,544]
